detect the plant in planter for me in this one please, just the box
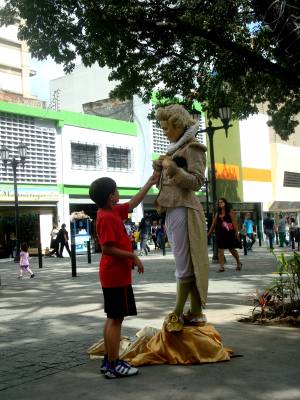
[249,252,300,325]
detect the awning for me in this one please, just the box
[269,201,300,212]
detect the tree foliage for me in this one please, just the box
[1,0,299,139]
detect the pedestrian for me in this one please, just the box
[18,242,35,279]
[138,218,150,256]
[207,198,242,272]
[156,219,166,252]
[8,231,17,258]
[57,223,71,257]
[89,173,158,379]
[263,212,275,250]
[132,225,140,251]
[278,214,289,247]
[152,104,209,332]
[243,212,256,250]
[48,224,59,257]
[150,221,158,250]
[289,217,296,250]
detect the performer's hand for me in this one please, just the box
[152,155,167,172]
[133,255,144,274]
[162,158,178,178]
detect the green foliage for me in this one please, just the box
[0,1,299,138]
[0,213,39,247]
[253,252,300,319]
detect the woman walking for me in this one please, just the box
[208,198,242,272]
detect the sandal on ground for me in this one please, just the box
[236,263,242,271]
[218,268,225,272]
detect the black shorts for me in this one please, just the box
[102,285,137,319]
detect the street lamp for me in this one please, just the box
[0,142,28,262]
[193,106,232,213]
[191,105,232,260]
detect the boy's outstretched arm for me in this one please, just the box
[102,244,144,273]
[128,173,159,211]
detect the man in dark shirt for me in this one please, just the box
[263,213,275,249]
[57,224,71,257]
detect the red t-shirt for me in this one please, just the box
[96,202,132,288]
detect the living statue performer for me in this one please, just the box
[88,105,233,365]
[153,104,209,332]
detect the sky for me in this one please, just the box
[29,56,65,103]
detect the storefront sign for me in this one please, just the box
[0,187,59,202]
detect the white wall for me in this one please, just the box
[133,95,154,185]
[39,213,53,251]
[272,143,300,201]
[0,43,21,67]
[50,64,117,112]
[239,114,273,205]
[0,23,33,97]
[0,24,20,44]
[0,70,22,93]
[239,113,271,169]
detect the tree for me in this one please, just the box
[1,0,299,139]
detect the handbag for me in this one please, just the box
[233,237,243,249]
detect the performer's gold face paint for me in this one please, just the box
[160,120,184,143]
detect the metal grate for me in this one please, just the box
[71,142,101,170]
[0,112,57,183]
[106,146,133,171]
[283,171,300,188]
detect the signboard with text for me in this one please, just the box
[0,187,59,202]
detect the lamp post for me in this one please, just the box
[0,142,28,262]
[191,106,232,260]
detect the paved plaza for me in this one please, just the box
[1,244,300,400]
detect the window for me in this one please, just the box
[283,171,300,188]
[0,112,57,184]
[106,147,132,171]
[71,143,101,170]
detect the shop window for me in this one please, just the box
[71,143,101,170]
[106,147,132,171]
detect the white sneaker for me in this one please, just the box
[104,360,138,379]
[183,311,207,324]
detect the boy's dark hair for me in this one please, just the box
[89,177,117,208]
[21,242,28,252]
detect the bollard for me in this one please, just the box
[71,243,77,277]
[212,234,219,263]
[258,231,262,247]
[161,237,166,256]
[38,243,43,268]
[243,235,247,256]
[87,240,91,264]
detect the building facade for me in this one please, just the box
[0,101,153,256]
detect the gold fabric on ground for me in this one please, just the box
[88,324,233,366]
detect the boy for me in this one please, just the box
[89,174,158,379]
